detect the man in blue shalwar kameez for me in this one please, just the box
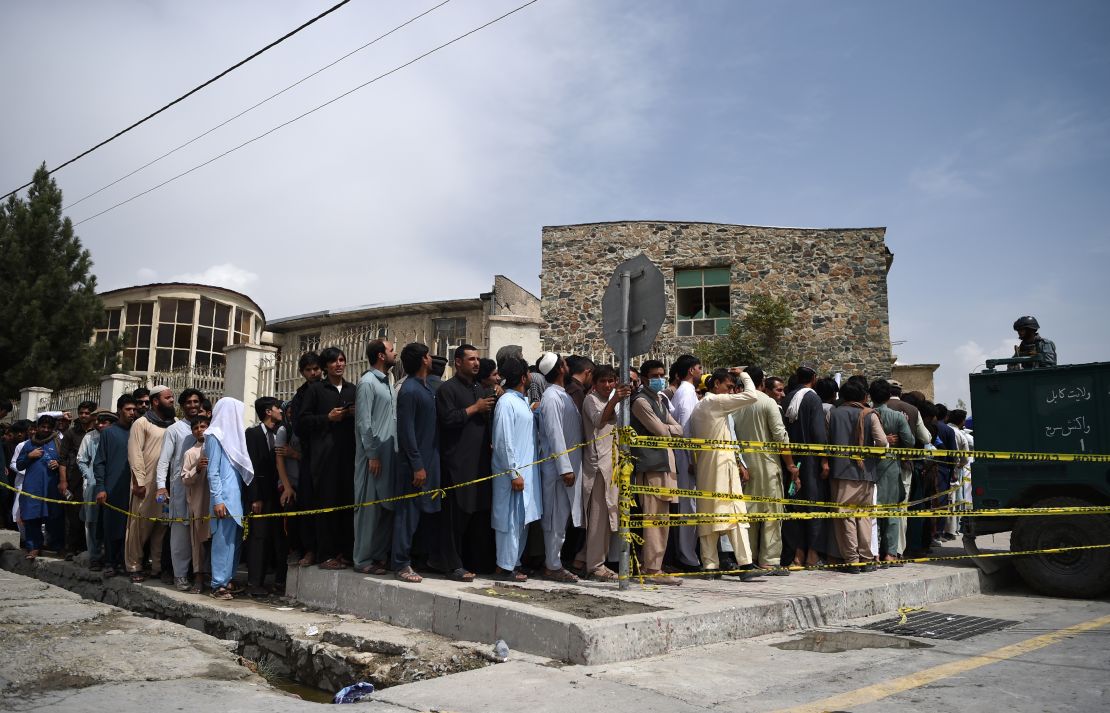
[491,358,542,581]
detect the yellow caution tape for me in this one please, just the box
[627,483,962,511]
[622,431,1110,464]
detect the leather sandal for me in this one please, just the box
[395,567,422,584]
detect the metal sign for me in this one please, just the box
[601,254,666,357]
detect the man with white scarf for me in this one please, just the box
[204,398,254,600]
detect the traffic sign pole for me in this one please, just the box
[618,268,631,591]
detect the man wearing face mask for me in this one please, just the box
[629,360,686,585]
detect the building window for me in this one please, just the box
[232,307,253,345]
[123,302,155,371]
[196,297,232,368]
[94,308,122,344]
[675,268,730,336]
[155,298,195,371]
[298,333,321,354]
[433,318,467,356]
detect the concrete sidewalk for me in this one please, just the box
[0,567,324,712]
[287,537,1006,664]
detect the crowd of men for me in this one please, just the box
[0,340,976,594]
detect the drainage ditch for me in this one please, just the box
[1,552,494,702]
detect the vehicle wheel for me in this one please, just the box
[1011,496,1110,598]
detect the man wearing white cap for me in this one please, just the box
[124,385,175,582]
[535,352,584,582]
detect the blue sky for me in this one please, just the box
[2,0,1108,407]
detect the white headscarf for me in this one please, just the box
[205,398,254,486]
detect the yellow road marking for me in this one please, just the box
[771,613,1110,713]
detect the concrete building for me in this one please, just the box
[891,363,940,401]
[261,275,542,400]
[95,283,265,373]
[541,221,894,377]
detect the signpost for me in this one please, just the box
[601,254,665,589]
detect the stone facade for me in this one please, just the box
[541,221,894,377]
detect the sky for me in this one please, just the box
[3,0,1108,408]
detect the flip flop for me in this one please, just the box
[318,558,348,570]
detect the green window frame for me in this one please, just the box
[675,268,730,337]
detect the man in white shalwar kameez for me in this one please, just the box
[536,352,583,582]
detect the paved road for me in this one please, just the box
[373,584,1110,712]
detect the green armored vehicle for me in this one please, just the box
[967,360,1110,598]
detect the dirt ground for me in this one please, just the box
[466,583,666,619]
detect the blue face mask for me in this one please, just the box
[648,377,667,393]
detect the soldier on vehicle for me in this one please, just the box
[1010,316,1057,369]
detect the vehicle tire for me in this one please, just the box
[1011,496,1110,598]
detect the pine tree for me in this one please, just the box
[0,164,116,395]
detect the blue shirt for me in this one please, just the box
[491,390,542,530]
[206,435,245,525]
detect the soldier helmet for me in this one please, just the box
[1013,315,1040,331]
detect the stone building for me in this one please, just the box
[540,221,894,377]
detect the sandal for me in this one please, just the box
[210,587,233,600]
[189,581,203,595]
[225,581,243,594]
[355,561,389,575]
[25,550,39,561]
[493,568,527,582]
[297,552,316,567]
[641,571,682,586]
[395,567,422,584]
[318,558,348,570]
[542,568,579,583]
[589,566,619,582]
[447,568,475,582]
[129,572,146,583]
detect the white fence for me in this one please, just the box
[139,366,225,401]
[49,381,100,412]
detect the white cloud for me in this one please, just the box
[932,338,1016,413]
[136,267,158,282]
[171,263,258,292]
[909,155,979,198]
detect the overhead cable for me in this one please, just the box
[73,0,540,227]
[65,0,453,212]
[2,0,352,201]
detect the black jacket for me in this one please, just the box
[245,424,280,507]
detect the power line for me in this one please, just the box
[2,0,352,201]
[65,0,453,212]
[73,0,540,227]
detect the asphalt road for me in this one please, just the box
[578,583,1110,713]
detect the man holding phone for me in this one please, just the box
[296,347,357,571]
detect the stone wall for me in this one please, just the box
[540,221,894,377]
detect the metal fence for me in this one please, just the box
[49,382,101,412]
[140,366,225,401]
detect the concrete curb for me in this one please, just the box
[285,563,984,664]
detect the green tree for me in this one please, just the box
[693,293,801,377]
[0,164,117,395]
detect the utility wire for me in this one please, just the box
[65,0,452,212]
[2,0,352,201]
[73,0,540,227]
